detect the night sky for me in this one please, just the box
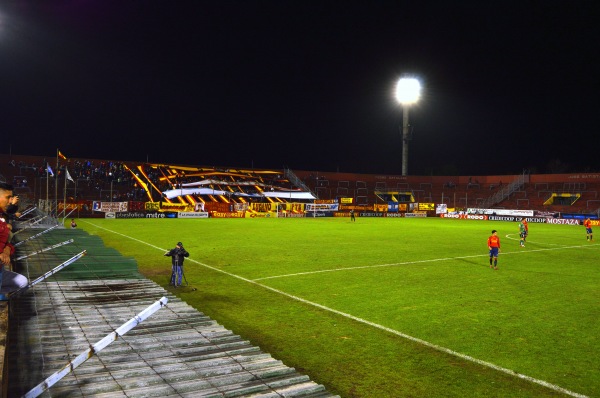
[1,1,599,176]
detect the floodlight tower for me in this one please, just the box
[395,77,421,176]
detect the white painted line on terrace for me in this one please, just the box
[84,221,589,398]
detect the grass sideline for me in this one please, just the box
[77,217,599,397]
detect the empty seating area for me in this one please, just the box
[496,181,600,213]
[295,169,600,214]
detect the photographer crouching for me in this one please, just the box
[165,242,189,287]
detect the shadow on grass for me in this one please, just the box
[455,256,491,268]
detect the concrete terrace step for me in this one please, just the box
[6,280,339,398]
[4,227,339,398]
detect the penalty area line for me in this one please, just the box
[83,221,589,398]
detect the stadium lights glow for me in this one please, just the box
[395,76,422,176]
[395,77,421,105]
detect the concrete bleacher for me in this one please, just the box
[494,181,600,213]
[423,183,486,208]
[294,169,600,213]
[1,225,340,397]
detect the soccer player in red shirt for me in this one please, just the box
[487,230,501,270]
[522,218,529,242]
[583,218,593,241]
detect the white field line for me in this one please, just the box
[255,242,598,281]
[503,233,584,246]
[84,221,590,398]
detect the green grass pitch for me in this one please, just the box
[78,217,600,398]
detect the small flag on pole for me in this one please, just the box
[66,168,74,183]
[58,150,67,160]
[46,163,54,177]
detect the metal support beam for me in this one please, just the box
[15,239,74,261]
[14,225,59,246]
[9,250,86,298]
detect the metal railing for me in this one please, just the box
[284,168,316,197]
[480,172,527,209]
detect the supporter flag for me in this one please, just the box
[58,150,67,160]
[66,167,74,183]
[46,163,54,177]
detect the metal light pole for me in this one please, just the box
[401,105,410,176]
[395,77,421,176]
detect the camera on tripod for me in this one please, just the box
[165,241,190,287]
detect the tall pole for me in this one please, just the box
[76,179,79,219]
[401,106,410,176]
[395,76,421,177]
[63,171,67,218]
[55,149,59,214]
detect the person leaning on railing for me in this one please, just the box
[6,194,20,234]
[0,182,29,301]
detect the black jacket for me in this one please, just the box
[165,246,189,266]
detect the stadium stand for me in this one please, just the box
[1,154,599,216]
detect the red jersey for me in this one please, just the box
[0,216,15,257]
[522,220,528,231]
[488,235,501,248]
[584,219,591,228]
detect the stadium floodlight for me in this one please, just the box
[395,76,421,176]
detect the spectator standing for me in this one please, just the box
[0,183,29,300]
[6,195,20,233]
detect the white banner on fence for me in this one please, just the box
[93,201,129,213]
[467,208,534,217]
[306,203,339,212]
[178,212,209,218]
[405,213,427,218]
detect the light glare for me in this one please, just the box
[395,78,421,105]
